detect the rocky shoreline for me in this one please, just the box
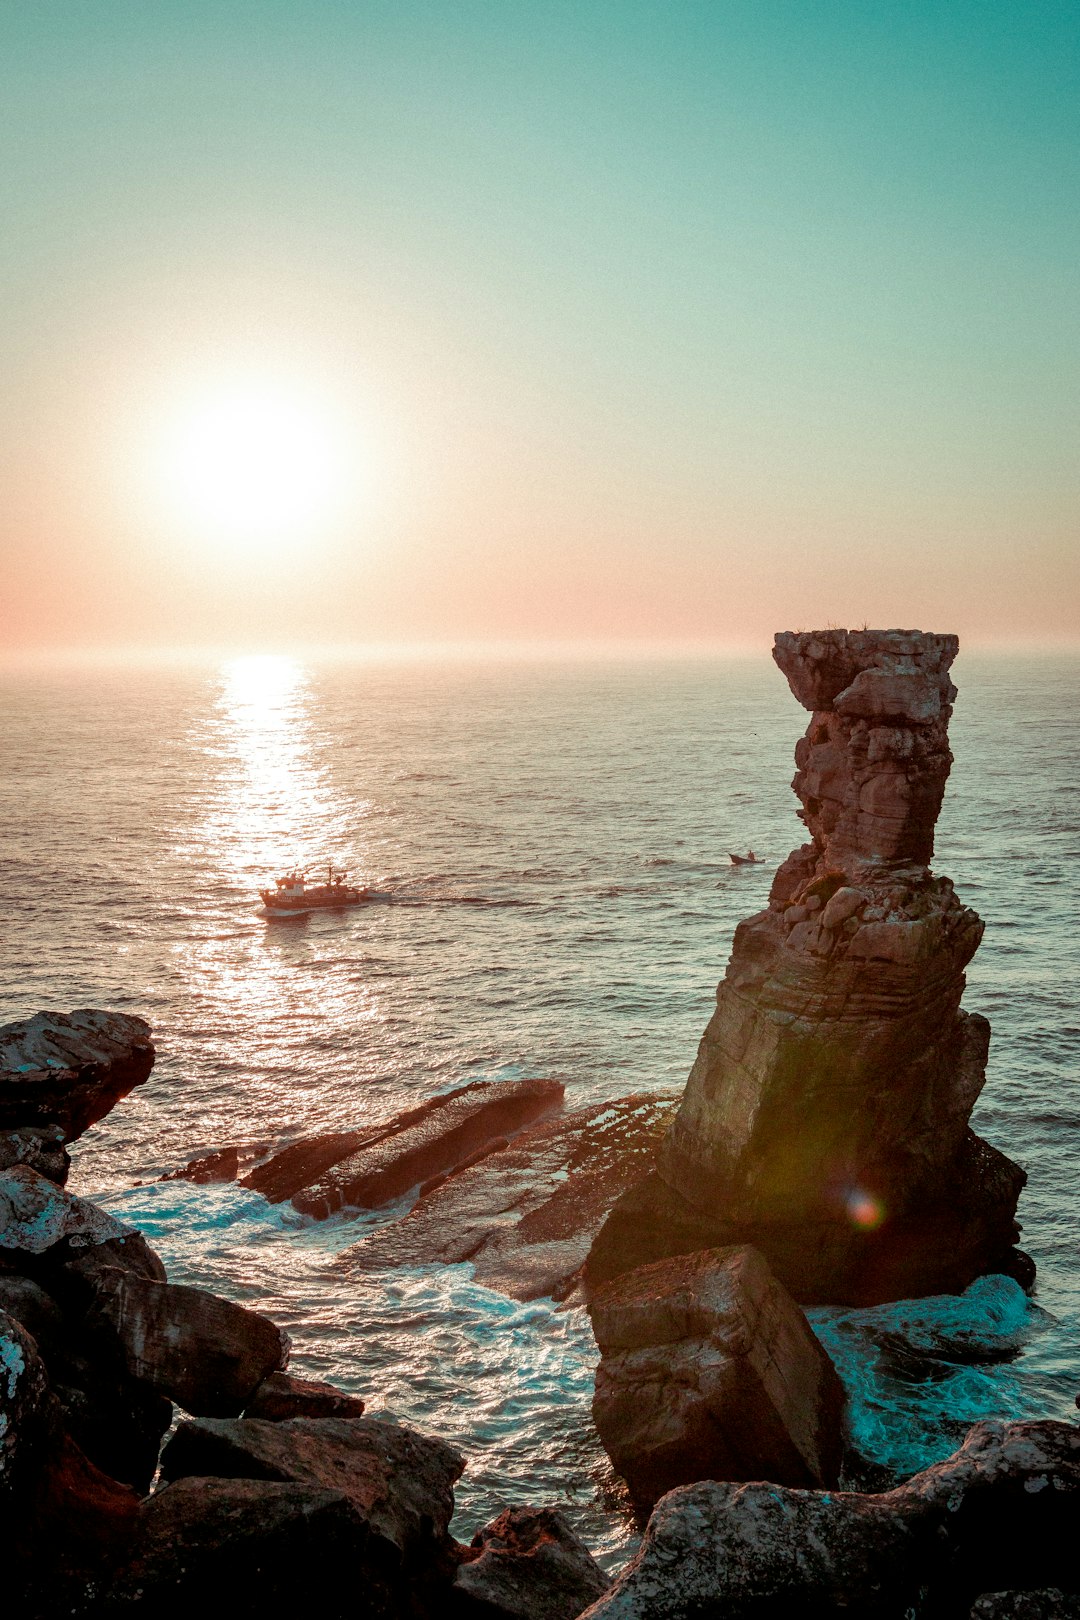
[3,631,1077,1618]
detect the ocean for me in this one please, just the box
[1,649,1077,1566]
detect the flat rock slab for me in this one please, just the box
[343,1093,680,1302]
[0,1009,154,1140]
[454,1505,610,1620]
[579,1419,1080,1620]
[86,1267,289,1416]
[588,1244,844,1516]
[291,1077,565,1218]
[160,1413,464,1561]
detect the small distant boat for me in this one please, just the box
[260,865,370,916]
[729,850,762,866]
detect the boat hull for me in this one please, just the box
[260,887,369,916]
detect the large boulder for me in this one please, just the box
[589,630,1029,1306]
[103,1477,395,1618]
[578,1419,1080,1619]
[0,1163,133,1256]
[0,1010,154,1140]
[453,1506,610,1619]
[588,1245,844,1516]
[160,1413,464,1568]
[84,1267,289,1417]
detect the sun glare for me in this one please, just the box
[154,382,356,554]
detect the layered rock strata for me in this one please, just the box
[589,1245,844,1517]
[588,630,1028,1305]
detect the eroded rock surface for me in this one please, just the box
[589,630,1028,1306]
[453,1505,611,1619]
[589,1245,844,1515]
[580,1419,1080,1620]
[0,1010,154,1140]
[346,1093,679,1301]
[244,1369,366,1421]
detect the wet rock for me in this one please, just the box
[0,1163,131,1256]
[589,1245,844,1516]
[0,1123,70,1184]
[85,1267,288,1416]
[0,1307,48,1488]
[590,630,1028,1306]
[347,1093,679,1301]
[292,1077,565,1218]
[103,1477,394,1618]
[160,1413,464,1568]
[161,1139,275,1185]
[579,1419,1080,1620]
[0,1009,154,1140]
[244,1369,366,1421]
[453,1505,610,1619]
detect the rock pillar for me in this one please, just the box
[587,630,1030,1305]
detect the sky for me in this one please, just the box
[2,0,1079,654]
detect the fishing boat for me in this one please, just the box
[729,850,762,865]
[259,865,369,915]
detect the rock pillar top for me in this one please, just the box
[773,629,958,721]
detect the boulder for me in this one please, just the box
[103,1477,397,1618]
[453,1505,610,1620]
[244,1369,366,1421]
[85,1267,288,1416]
[578,1419,1080,1619]
[0,1163,132,1256]
[970,1596,1080,1620]
[589,630,1029,1306]
[588,1245,844,1516]
[1,1311,141,1611]
[292,1077,565,1218]
[347,1093,679,1302]
[160,1414,464,1566]
[0,1123,70,1184]
[0,1009,154,1140]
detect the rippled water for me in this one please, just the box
[1,650,1077,1565]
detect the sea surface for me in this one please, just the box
[1,649,1077,1566]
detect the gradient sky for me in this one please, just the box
[3,0,1079,652]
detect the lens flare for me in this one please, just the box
[846,1189,886,1230]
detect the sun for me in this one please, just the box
[154,381,354,554]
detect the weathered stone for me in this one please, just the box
[160,1414,464,1566]
[588,1246,844,1516]
[346,1093,679,1301]
[453,1505,610,1620]
[0,1123,70,1184]
[579,1419,1080,1620]
[244,1369,366,1421]
[85,1267,288,1416]
[104,1477,396,1618]
[589,631,1028,1305]
[0,1163,131,1256]
[970,1595,1080,1620]
[0,1009,154,1140]
[292,1077,565,1218]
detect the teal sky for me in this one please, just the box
[3,1,1079,650]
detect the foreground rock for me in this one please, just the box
[346,1093,679,1301]
[84,1268,289,1416]
[105,1477,397,1618]
[0,1010,154,1140]
[161,1413,463,1570]
[244,1369,366,1420]
[580,1419,1080,1620]
[589,630,1029,1306]
[589,1245,844,1515]
[453,1506,610,1619]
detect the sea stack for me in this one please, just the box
[588,629,1030,1305]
